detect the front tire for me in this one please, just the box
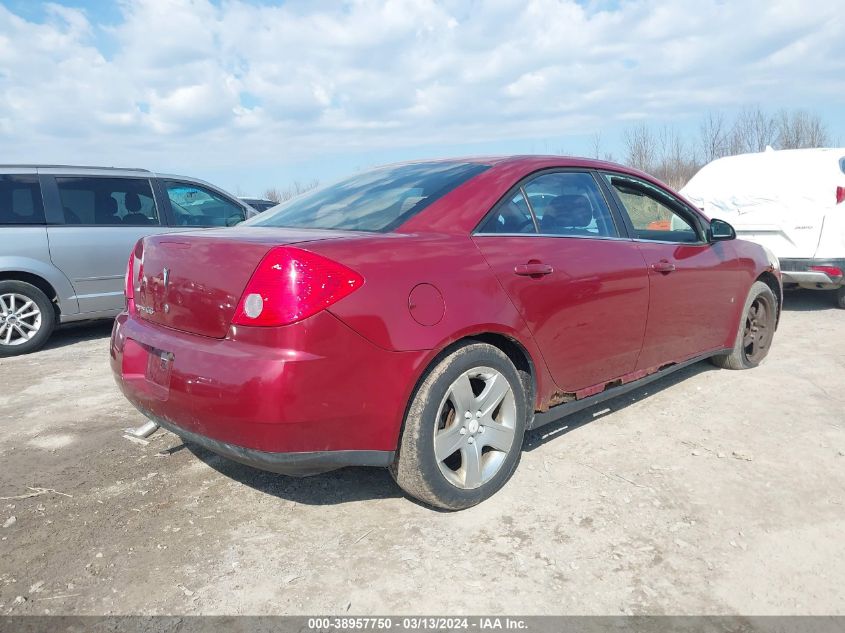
[0,281,55,357]
[391,342,528,510]
[710,281,777,370]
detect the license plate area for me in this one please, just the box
[145,349,174,390]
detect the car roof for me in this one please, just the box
[394,154,703,233]
[0,164,212,181]
[0,164,151,171]
[496,154,644,172]
[0,164,233,192]
[373,154,653,178]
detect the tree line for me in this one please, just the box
[262,179,320,204]
[605,107,832,190]
[258,107,833,199]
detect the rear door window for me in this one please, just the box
[55,177,160,226]
[0,176,45,225]
[477,190,537,234]
[164,181,245,227]
[477,171,619,238]
[524,172,619,237]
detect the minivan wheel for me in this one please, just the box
[0,281,55,357]
[710,281,778,370]
[391,342,528,510]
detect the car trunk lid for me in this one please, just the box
[134,227,353,338]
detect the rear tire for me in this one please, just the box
[710,281,777,370]
[836,286,845,310]
[0,281,55,357]
[391,342,528,510]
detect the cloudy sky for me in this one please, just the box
[1,0,843,195]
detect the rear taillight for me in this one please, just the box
[124,240,144,312]
[232,246,364,327]
[810,265,844,279]
[124,252,134,306]
[837,186,845,205]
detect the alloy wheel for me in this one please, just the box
[0,293,43,347]
[433,367,517,490]
[742,294,775,363]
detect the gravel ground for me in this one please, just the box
[0,289,843,615]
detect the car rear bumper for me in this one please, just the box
[780,258,845,288]
[137,407,394,475]
[110,309,427,469]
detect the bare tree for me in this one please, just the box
[622,124,699,188]
[749,107,778,151]
[590,132,603,160]
[618,107,830,190]
[776,109,828,149]
[652,126,700,190]
[726,107,773,155]
[700,111,728,162]
[263,179,319,204]
[263,187,282,203]
[727,110,748,155]
[623,124,657,173]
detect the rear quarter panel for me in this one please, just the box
[302,233,555,410]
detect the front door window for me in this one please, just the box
[603,173,700,243]
[163,181,245,227]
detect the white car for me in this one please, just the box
[682,148,845,308]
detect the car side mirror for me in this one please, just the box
[709,218,736,242]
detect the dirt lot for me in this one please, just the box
[0,290,843,615]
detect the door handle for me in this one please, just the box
[651,260,676,274]
[514,262,553,277]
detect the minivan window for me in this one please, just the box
[56,177,159,226]
[0,176,45,225]
[164,181,246,227]
[246,162,490,232]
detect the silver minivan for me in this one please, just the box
[0,165,254,356]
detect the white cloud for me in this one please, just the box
[0,0,842,177]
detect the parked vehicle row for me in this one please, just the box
[0,165,255,355]
[239,197,277,213]
[110,156,782,509]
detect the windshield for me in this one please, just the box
[245,162,489,232]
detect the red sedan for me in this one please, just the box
[111,156,781,509]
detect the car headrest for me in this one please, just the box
[95,197,119,223]
[545,194,593,228]
[125,192,142,213]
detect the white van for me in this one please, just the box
[682,148,845,308]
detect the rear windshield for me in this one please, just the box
[245,162,489,232]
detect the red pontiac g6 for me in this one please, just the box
[111,156,781,510]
